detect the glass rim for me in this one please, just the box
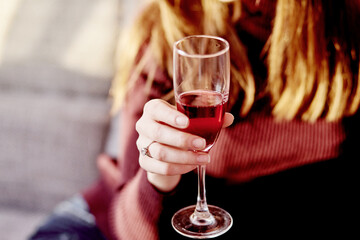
[174,35,229,59]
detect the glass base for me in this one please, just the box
[171,205,233,239]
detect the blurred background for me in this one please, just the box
[0,0,142,239]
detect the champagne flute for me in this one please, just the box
[171,35,232,238]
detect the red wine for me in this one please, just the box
[176,90,227,151]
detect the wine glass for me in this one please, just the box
[171,35,232,238]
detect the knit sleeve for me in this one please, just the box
[110,169,165,240]
[108,63,173,239]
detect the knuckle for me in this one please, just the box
[162,164,174,176]
[135,119,141,132]
[155,145,167,161]
[151,124,163,140]
[143,100,152,113]
[177,133,190,148]
[135,138,141,150]
[135,117,147,135]
[143,99,160,113]
[138,156,145,169]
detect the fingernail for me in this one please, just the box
[175,116,188,127]
[197,154,210,163]
[192,138,205,149]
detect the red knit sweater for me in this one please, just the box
[98,74,346,240]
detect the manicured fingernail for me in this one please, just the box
[192,138,205,149]
[175,116,188,127]
[197,154,210,163]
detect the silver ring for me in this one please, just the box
[141,141,156,158]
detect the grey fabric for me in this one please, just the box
[28,195,107,240]
[0,0,121,212]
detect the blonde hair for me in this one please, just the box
[269,0,360,121]
[111,0,360,122]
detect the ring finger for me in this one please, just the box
[137,138,210,165]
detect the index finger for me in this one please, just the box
[143,99,189,129]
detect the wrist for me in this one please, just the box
[147,172,181,193]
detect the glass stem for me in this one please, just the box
[196,165,208,212]
[190,164,215,226]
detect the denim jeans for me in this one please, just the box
[28,195,107,240]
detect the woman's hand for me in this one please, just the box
[135,99,234,192]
